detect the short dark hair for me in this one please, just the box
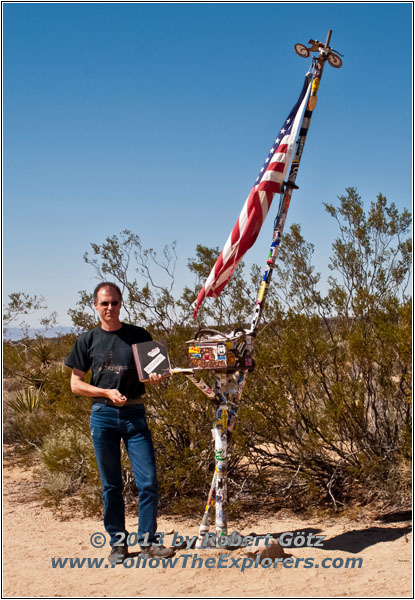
[93,282,123,304]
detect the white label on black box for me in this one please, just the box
[144,353,166,374]
[147,346,161,358]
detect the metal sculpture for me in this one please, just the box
[175,30,342,546]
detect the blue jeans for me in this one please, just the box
[89,403,158,548]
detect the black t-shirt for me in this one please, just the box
[65,323,152,399]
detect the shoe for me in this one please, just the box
[108,545,129,564]
[141,544,176,558]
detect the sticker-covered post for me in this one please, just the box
[195,369,244,548]
[182,32,343,547]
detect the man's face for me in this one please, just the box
[94,286,122,325]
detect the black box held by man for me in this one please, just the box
[132,341,172,382]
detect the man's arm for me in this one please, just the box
[70,368,128,406]
[70,369,164,407]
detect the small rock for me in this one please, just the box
[245,538,286,560]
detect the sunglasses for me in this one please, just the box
[99,301,120,307]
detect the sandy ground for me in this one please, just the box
[2,445,413,599]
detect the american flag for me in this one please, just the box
[193,75,312,318]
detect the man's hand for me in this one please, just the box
[106,389,128,405]
[147,373,165,385]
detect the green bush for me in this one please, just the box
[39,425,99,504]
[237,190,412,510]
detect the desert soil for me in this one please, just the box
[3,445,412,598]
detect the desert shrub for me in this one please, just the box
[4,408,55,451]
[39,425,99,503]
[238,190,412,510]
[147,379,216,512]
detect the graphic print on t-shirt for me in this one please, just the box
[97,350,130,376]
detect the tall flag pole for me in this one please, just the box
[249,30,343,332]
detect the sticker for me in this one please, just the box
[257,281,268,303]
[236,340,246,354]
[207,490,215,507]
[217,344,226,356]
[215,450,225,461]
[190,358,224,368]
[189,346,201,354]
[228,415,237,432]
[222,409,227,430]
[144,353,166,374]
[216,408,228,429]
[311,77,320,92]
[217,511,226,525]
[226,352,236,366]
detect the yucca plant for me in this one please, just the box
[8,387,45,414]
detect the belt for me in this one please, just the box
[92,397,144,407]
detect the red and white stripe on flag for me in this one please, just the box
[193,76,311,318]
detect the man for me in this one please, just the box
[66,281,175,563]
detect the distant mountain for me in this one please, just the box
[3,326,75,341]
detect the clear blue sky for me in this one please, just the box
[3,2,413,328]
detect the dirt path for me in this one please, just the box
[3,446,412,598]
